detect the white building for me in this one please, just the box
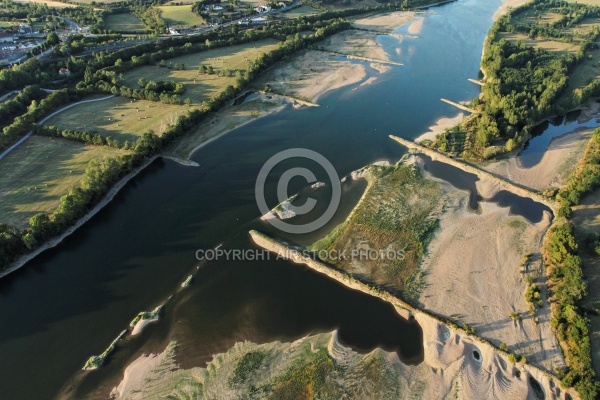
[254,4,271,13]
[251,17,268,24]
[0,34,16,43]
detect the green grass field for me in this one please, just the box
[0,136,128,228]
[12,0,76,8]
[157,5,205,27]
[281,5,321,19]
[0,21,17,28]
[104,13,148,32]
[121,39,280,104]
[44,96,194,144]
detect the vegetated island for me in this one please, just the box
[129,304,163,336]
[82,329,127,371]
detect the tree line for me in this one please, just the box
[544,128,600,400]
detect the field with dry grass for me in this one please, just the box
[497,32,580,54]
[0,136,128,228]
[121,39,280,104]
[44,96,194,144]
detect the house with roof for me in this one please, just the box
[254,4,271,13]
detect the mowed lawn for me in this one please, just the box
[105,13,147,32]
[44,96,194,144]
[157,5,205,27]
[0,136,128,228]
[121,39,280,104]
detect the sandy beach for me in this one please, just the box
[418,167,564,371]
[167,95,286,159]
[415,112,465,142]
[483,127,594,190]
[254,49,367,103]
[494,0,530,20]
[352,11,417,33]
[321,30,390,62]
[483,103,600,190]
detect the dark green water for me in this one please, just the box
[0,1,515,398]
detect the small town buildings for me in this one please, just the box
[0,34,16,43]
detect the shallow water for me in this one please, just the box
[519,110,600,168]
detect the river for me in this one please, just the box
[0,1,508,398]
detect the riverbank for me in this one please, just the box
[0,147,204,280]
[484,128,595,190]
[0,154,159,280]
[249,230,576,400]
[414,112,465,142]
[494,0,531,21]
[170,25,408,160]
[352,11,418,33]
[481,103,600,190]
[167,94,286,160]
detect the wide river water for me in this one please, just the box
[0,0,532,398]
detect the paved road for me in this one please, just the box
[0,90,19,102]
[0,95,115,161]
